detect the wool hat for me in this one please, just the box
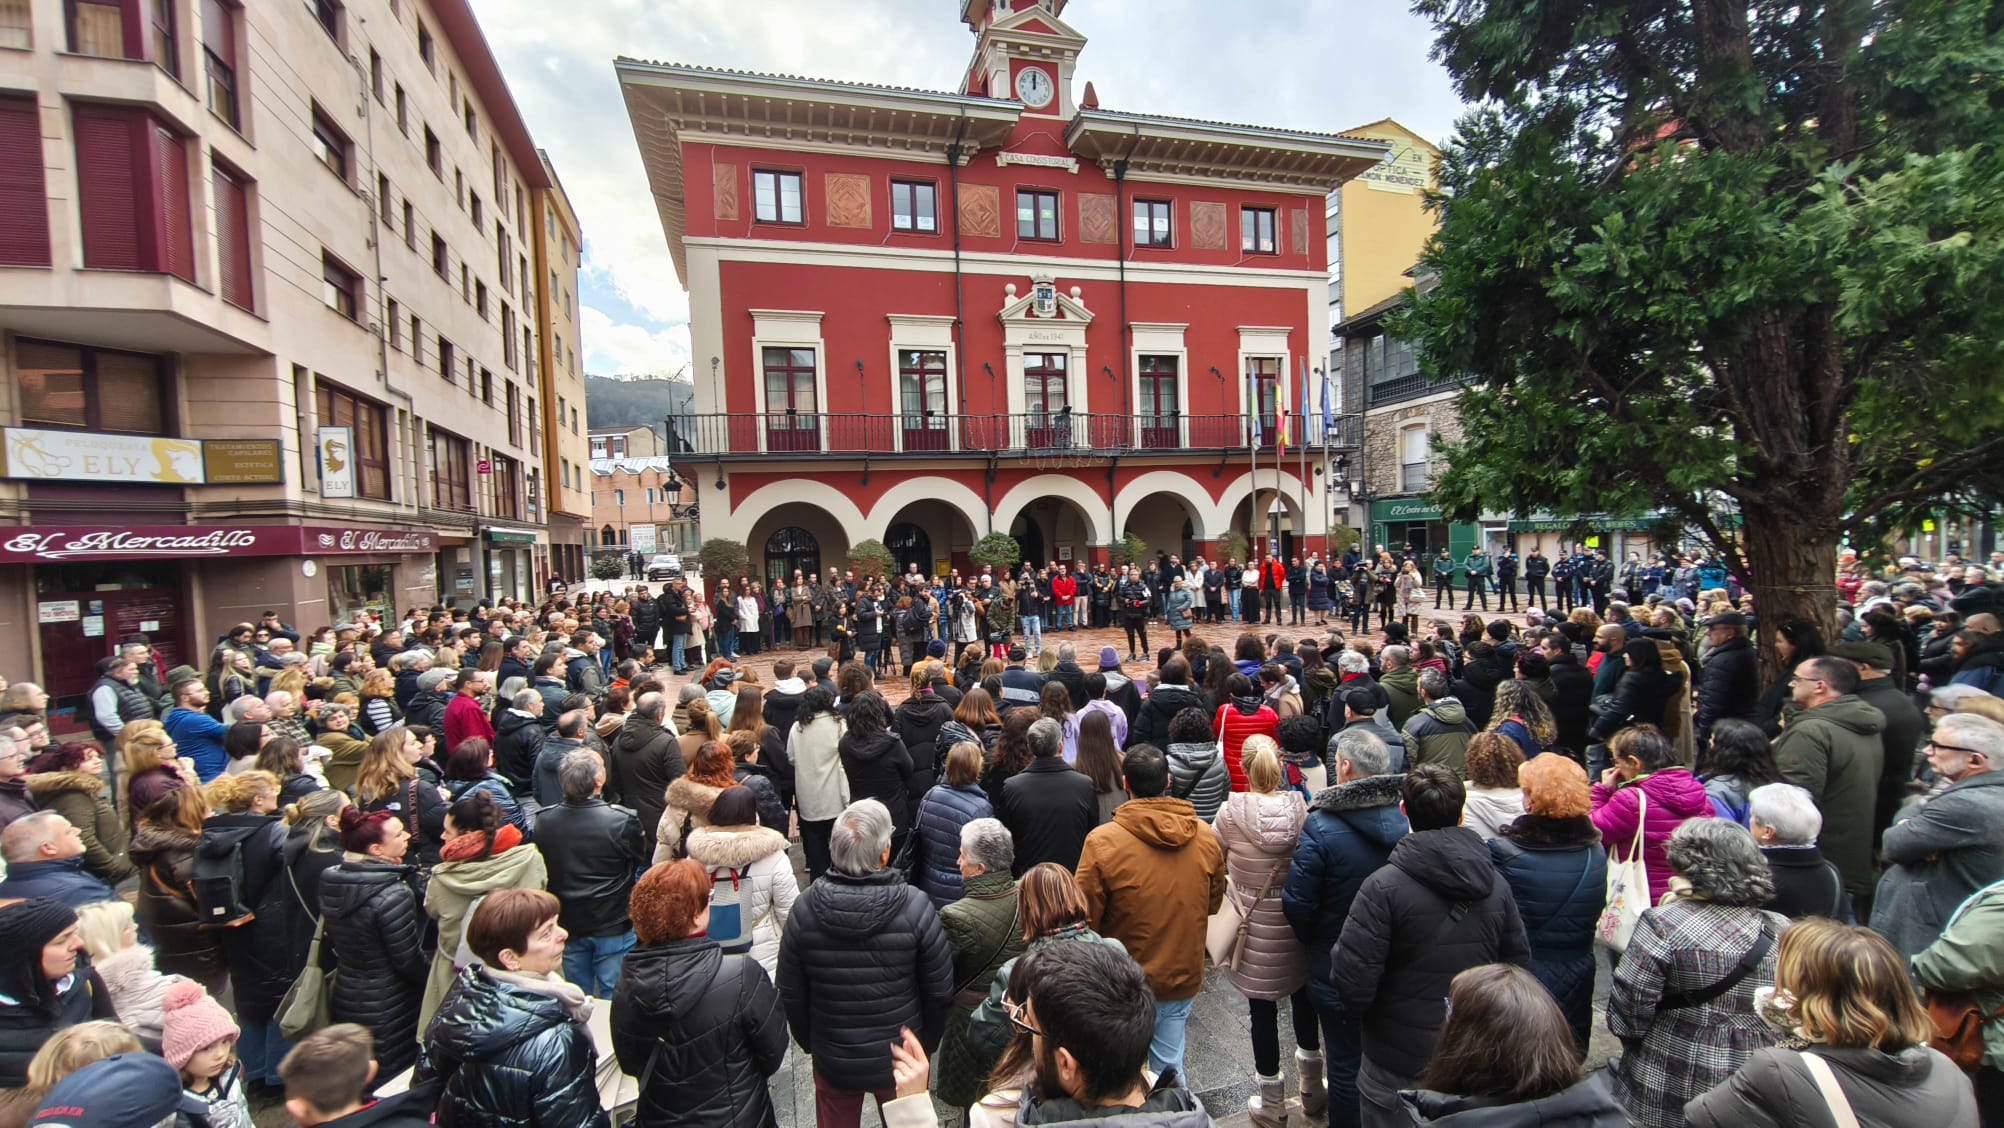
[1099,646,1121,670]
[417,667,456,692]
[926,640,948,659]
[1708,611,1749,629]
[160,980,239,1069]
[31,1054,208,1128]
[0,899,79,1015]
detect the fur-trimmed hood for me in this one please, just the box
[664,775,725,816]
[27,770,106,799]
[1310,772,1406,814]
[684,823,790,870]
[1498,813,1601,848]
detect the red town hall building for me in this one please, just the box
[618,0,1387,580]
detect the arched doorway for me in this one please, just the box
[1120,489,1204,563]
[1009,512,1045,571]
[885,522,932,577]
[763,527,820,587]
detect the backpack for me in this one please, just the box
[192,825,260,927]
[706,866,753,953]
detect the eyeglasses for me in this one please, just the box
[1929,741,1986,758]
[1003,998,1043,1039]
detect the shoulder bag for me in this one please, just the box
[1594,789,1649,952]
[1207,854,1285,970]
[1797,1051,1861,1128]
[1924,879,2004,1069]
[277,865,336,1040]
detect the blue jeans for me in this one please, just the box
[670,632,688,671]
[1022,615,1042,652]
[1051,603,1072,630]
[1230,588,1242,619]
[562,930,636,998]
[716,622,738,659]
[236,1018,290,1086]
[1150,995,1195,1081]
[1309,985,1364,1128]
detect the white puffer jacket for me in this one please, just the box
[682,823,799,979]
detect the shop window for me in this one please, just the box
[1016,188,1059,241]
[891,180,937,233]
[203,0,239,127]
[0,96,51,267]
[752,169,803,224]
[315,380,392,499]
[16,338,168,434]
[428,426,472,511]
[328,563,396,624]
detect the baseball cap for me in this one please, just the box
[31,1055,209,1128]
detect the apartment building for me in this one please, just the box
[533,149,589,581]
[0,0,568,730]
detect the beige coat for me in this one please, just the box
[1212,789,1309,1000]
[653,775,725,863]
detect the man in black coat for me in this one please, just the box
[534,749,647,998]
[1332,765,1531,1126]
[629,590,661,659]
[777,798,952,1121]
[1000,718,1098,874]
[658,579,693,674]
[1128,655,1202,751]
[497,635,537,687]
[492,689,547,794]
[1695,611,1761,748]
[763,658,808,735]
[1542,635,1597,760]
[605,692,685,859]
[1049,643,1091,711]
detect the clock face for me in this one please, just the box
[1015,66,1055,108]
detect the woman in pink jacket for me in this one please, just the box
[1590,725,1712,906]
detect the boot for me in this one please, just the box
[1247,1073,1287,1128]
[1290,1049,1327,1118]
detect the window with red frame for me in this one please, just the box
[316,381,391,499]
[73,105,193,281]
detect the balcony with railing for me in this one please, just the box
[670,412,1350,459]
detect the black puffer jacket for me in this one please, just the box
[1693,636,1759,747]
[200,812,294,1020]
[1128,683,1203,751]
[1546,652,1596,758]
[491,711,545,795]
[425,967,609,1128]
[612,937,789,1128]
[607,714,683,857]
[1331,825,1532,1077]
[838,730,918,838]
[1589,668,1683,743]
[321,860,431,1081]
[404,689,450,737]
[892,693,954,781]
[777,866,954,1092]
[631,596,661,649]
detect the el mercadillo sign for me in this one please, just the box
[0,525,437,563]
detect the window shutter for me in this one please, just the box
[74,106,142,270]
[213,165,252,308]
[0,96,49,266]
[153,123,193,281]
[202,0,234,66]
[94,351,166,434]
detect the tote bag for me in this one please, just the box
[1595,789,1649,952]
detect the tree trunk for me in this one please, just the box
[1737,497,1841,688]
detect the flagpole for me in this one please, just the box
[1248,366,1258,557]
[1299,359,1310,556]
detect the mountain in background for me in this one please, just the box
[584,375,695,447]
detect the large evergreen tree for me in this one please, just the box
[1403,0,2004,667]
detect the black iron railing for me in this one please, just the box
[671,412,1351,458]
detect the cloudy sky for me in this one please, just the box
[468,0,1469,380]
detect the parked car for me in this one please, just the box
[646,554,683,580]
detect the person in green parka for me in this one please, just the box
[1912,877,2004,1122]
[930,818,1027,1110]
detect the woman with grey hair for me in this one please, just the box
[1609,818,1787,1128]
[932,818,1025,1110]
[1747,782,1850,921]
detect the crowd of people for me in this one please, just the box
[0,542,1999,1127]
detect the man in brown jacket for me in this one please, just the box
[1075,742,1225,1083]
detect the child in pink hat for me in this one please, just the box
[162,980,252,1128]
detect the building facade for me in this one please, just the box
[533,150,589,582]
[589,456,701,559]
[0,0,569,729]
[619,0,1387,582]
[589,425,663,460]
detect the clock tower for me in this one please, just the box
[960,0,1086,118]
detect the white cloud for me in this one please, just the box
[580,305,693,377]
[471,0,1468,377]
